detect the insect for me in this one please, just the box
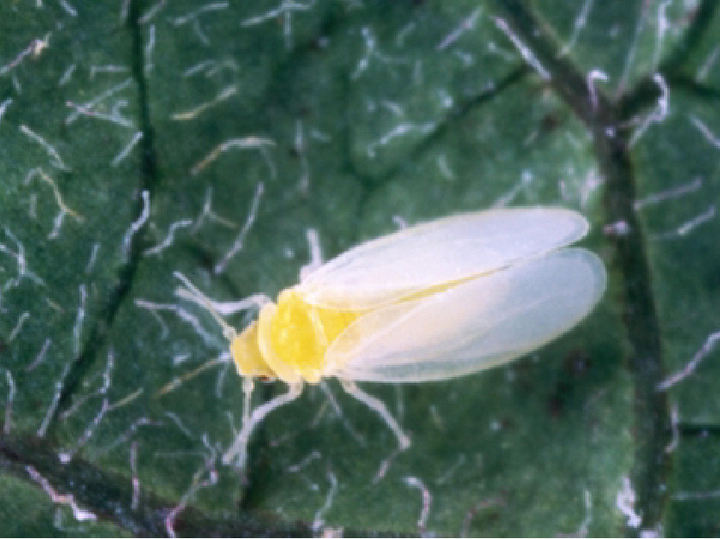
[175,207,606,468]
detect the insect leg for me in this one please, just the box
[299,228,323,279]
[222,381,303,468]
[242,377,253,426]
[340,379,411,452]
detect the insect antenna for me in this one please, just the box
[174,271,238,343]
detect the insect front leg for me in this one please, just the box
[242,377,254,426]
[222,380,303,468]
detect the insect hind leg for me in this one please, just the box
[340,379,411,452]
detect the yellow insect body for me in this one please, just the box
[175,208,607,468]
[234,290,359,384]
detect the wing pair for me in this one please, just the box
[297,209,606,383]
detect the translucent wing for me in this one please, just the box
[298,208,589,310]
[325,248,606,383]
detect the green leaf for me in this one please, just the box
[1,0,717,535]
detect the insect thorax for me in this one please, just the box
[238,288,359,384]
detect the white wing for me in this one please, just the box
[325,248,606,383]
[298,208,589,309]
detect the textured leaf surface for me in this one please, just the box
[0,0,717,535]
